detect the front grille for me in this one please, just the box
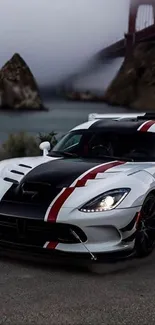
[0,215,87,247]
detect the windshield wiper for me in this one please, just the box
[49,151,78,158]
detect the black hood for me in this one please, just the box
[0,158,109,220]
[0,158,105,220]
[20,158,102,188]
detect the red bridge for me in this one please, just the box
[96,0,155,60]
[60,0,155,87]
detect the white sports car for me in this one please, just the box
[0,112,155,262]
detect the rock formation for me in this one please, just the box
[0,53,44,110]
[104,42,155,110]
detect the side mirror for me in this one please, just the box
[39,141,51,156]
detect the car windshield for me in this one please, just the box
[50,129,155,161]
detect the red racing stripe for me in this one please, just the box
[45,242,58,249]
[47,188,75,222]
[75,161,124,187]
[139,120,155,132]
[46,160,125,222]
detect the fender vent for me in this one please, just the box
[11,170,24,176]
[4,177,19,184]
[19,164,32,169]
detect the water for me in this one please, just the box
[0,100,131,143]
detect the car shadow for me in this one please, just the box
[90,253,155,275]
[0,250,92,275]
[0,249,155,276]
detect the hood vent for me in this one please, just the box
[21,182,51,199]
[19,181,61,205]
[2,181,62,207]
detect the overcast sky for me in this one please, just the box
[0,0,130,86]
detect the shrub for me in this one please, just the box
[38,131,57,148]
[0,131,58,160]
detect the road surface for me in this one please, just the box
[0,253,155,325]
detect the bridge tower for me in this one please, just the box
[125,0,155,54]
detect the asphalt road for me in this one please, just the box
[0,253,155,325]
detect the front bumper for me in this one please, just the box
[0,206,140,261]
[53,206,141,254]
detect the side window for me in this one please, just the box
[62,134,82,150]
[88,133,104,149]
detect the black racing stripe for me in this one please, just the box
[120,214,138,232]
[11,170,24,175]
[89,120,102,129]
[20,158,105,188]
[1,180,62,220]
[0,201,46,219]
[89,119,147,131]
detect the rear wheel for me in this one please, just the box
[135,193,155,257]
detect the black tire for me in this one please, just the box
[135,193,155,258]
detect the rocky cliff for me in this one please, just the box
[104,42,155,110]
[0,53,44,110]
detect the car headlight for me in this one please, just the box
[79,188,130,213]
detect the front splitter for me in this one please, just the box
[0,240,136,266]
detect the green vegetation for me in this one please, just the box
[0,131,58,160]
[38,131,57,147]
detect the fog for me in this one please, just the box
[0,0,130,87]
[74,58,124,91]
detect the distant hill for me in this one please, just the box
[39,83,66,100]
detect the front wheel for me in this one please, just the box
[135,193,155,258]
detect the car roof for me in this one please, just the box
[71,118,155,133]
